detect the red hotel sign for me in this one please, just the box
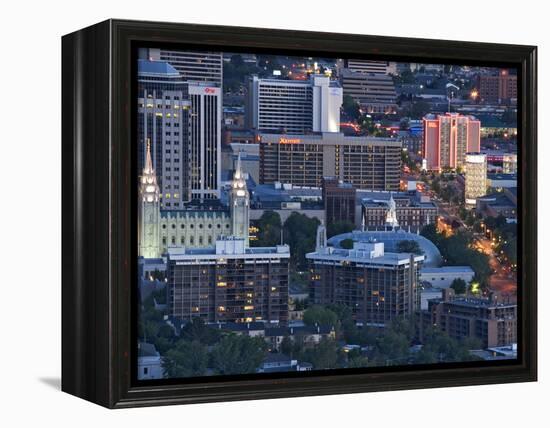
[204,87,216,94]
[279,137,301,144]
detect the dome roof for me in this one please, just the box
[328,230,442,267]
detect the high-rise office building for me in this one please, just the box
[307,227,424,326]
[340,70,397,114]
[168,238,290,324]
[137,60,191,209]
[188,83,222,201]
[464,153,488,206]
[476,69,517,103]
[422,113,481,171]
[246,75,343,134]
[146,48,223,86]
[259,132,401,190]
[322,177,356,226]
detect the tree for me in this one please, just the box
[327,220,355,239]
[450,278,467,295]
[162,340,208,378]
[342,94,361,121]
[303,305,338,327]
[396,240,423,255]
[340,238,354,249]
[303,338,339,369]
[408,100,431,119]
[211,334,268,375]
[252,210,282,247]
[283,212,320,270]
[180,318,221,345]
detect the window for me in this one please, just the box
[143,367,148,375]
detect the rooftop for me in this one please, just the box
[327,230,442,267]
[138,59,179,76]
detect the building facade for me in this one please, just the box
[246,75,343,134]
[160,208,231,250]
[345,59,389,75]
[476,69,517,103]
[322,177,356,226]
[137,60,191,208]
[188,83,222,200]
[341,70,397,114]
[425,293,517,347]
[423,113,481,171]
[464,153,488,206]
[168,238,290,324]
[259,132,401,190]
[361,191,438,233]
[307,227,424,326]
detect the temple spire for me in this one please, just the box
[145,139,154,174]
[234,152,243,180]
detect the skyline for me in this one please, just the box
[136,48,518,380]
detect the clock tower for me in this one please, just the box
[229,153,250,246]
[139,141,162,258]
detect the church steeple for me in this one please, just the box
[385,193,400,231]
[230,152,250,246]
[139,140,161,259]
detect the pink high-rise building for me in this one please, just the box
[422,113,481,171]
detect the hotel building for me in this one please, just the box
[464,153,488,206]
[422,113,481,171]
[246,74,343,134]
[259,132,401,190]
[167,238,290,324]
[307,227,424,326]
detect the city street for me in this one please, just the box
[474,237,517,301]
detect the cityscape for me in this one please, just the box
[136,49,518,380]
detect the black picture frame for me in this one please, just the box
[62,19,537,408]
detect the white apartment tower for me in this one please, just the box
[246,74,343,134]
[465,153,488,206]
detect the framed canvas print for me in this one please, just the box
[62,19,537,408]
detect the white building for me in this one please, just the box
[139,148,250,256]
[189,83,222,200]
[137,342,164,380]
[246,74,343,134]
[419,266,475,288]
[465,153,488,206]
